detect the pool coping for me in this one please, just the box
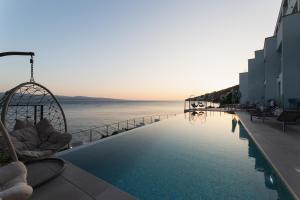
[237,111,300,200]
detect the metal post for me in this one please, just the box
[133,119,136,127]
[117,122,120,131]
[40,105,44,120]
[34,105,37,125]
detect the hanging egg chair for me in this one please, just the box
[0,52,71,190]
[0,52,71,160]
[0,52,67,133]
[0,82,67,133]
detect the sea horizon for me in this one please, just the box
[62,100,184,133]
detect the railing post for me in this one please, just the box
[133,119,136,127]
[90,129,92,142]
[127,120,129,129]
[117,122,120,131]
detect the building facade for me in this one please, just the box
[239,72,248,104]
[239,0,300,109]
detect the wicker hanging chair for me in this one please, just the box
[0,52,70,193]
[0,81,67,133]
[0,52,70,160]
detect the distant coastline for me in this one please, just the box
[0,92,181,104]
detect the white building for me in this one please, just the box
[239,0,300,109]
[254,50,265,105]
[264,36,281,104]
[239,72,248,104]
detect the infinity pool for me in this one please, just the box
[60,112,293,200]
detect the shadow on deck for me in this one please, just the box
[28,160,136,200]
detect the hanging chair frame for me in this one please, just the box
[0,51,68,163]
[1,82,68,133]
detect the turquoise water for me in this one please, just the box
[60,112,294,200]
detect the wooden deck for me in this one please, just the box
[237,111,300,200]
[28,161,136,200]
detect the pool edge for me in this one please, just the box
[237,112,299,200]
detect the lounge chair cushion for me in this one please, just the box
[39,132,72,150]
[10,128,40,150]
[36,119,55,143]
[13,120,34,131]
[0,182,32,200]
[0,161,32,200]
[7,119,72,160]
[9,136,27,152]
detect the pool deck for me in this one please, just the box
[29,161,136,200]
[237,111,300,200]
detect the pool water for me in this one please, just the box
[60,112,294,200]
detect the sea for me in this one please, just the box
[61,101,184,133]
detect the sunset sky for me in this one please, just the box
[1,0,281,100]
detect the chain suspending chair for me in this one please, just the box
[0,52,70,190]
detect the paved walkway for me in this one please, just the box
[29,161,136,200]
[237,111,300,200]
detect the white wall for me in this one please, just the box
[239,72,248,104]
[254,50,266,105]
[281,12,300,108]
[248,59,256,104]
[264,37,281,104]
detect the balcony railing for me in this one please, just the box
[70,113,177,147]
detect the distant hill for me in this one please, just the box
[187,85,240,105]
[0,92,126,103]
[56,95,125,103]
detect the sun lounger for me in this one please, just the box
[250,109,275,123]
[277,110,300,132]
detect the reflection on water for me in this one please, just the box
[186,111,293,200]
[231,116,238,133]
[239,123,293,199]
[185,110,207,124]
